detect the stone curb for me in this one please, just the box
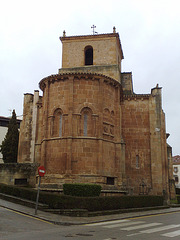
[1,194,180,226]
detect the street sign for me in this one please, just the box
[38,166,46,177]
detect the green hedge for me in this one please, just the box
[0,183,164,211]
[0,183,37,201]
[63,183,102,197]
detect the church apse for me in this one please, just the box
[33,73,124,188]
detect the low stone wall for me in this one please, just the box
[0,163,39,187]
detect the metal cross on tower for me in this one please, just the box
[91,25,97,35]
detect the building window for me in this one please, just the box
[175,176,179,183]
[174,167,178,173]
[84,113,88,136]
[14,178,27,186]
[85,46,93,65]
[59,114,62,137]
[80,107,93,137]
[107,177,115,185]
[136,155,139,169]
[53,109,63,137]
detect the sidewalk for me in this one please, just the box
[1,198,180,225]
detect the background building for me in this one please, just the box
[173,155,180,189]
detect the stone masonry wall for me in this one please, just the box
[0,163,38,187]
[122,96,152,194]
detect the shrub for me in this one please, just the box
[0,183,164,211]
[63,183,102,197]
[0,183,37,201]
[0,110,19,163]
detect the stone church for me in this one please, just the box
[18,27,175,197]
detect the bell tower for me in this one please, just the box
[59,27,124,82]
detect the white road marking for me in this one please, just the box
[87,218,180,238]
[86,219,129,226]
[127,232,144,237]
[140,224,180,234]
[121,222,162,231]
[162,229,180,237]
[103,221,145,228]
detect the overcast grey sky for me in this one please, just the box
[0,0,179,155]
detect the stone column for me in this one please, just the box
[18,93,33,163]
[30,90,39,163]
[149,85,164,195]
[66,76,74,173]
[97,79,104,175]
[41,80,50,168]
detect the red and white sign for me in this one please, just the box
[38,166,46,177]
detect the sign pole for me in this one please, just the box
[35,166,46,215]
[35,176,41,215]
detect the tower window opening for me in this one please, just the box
[85,46,93,65]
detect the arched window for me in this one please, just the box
[85,46,93,65]
[59,114,62,137]
[136,155,140,169]
[84,113,88,136]
[53,109,63,137]
[80,107,93,136]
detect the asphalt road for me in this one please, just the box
[1,206,180,240]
